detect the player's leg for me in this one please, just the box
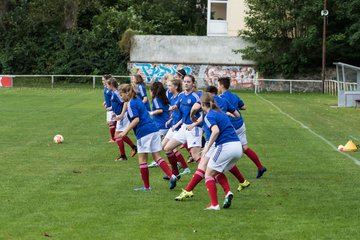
[134,153,151,191]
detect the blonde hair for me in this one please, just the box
[119,83,137,99]
[201,92,219,111]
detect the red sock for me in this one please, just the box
[157,158,173,178]
[166,152,179,175]
[122,136,135,148]
[229,165,245,183]
[205,176,218,206]
[109,122,116,140]
[185,169,205,192]
[140,163,150,188]
[244,148,263,170]
[115,137,125,155]
[215,173,230,194]
[174,150,188,169]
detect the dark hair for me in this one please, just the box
[218,77,231,89]
[103,74,112,80]
[185,74,196,83]
[169,78,182,93]
[205,85,218,94]
[150,82,170,105]
[108,77,119,89]
[176,69,186,79]
[133,74,145,85]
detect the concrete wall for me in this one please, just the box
[130,35,254,65]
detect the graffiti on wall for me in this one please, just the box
[129,63,256,88]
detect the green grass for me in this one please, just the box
[1,88,360,239]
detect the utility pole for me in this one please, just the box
[321,0,328,94]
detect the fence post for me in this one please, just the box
[51,75,54,88]
[93,76,96,89]
[290,80,292,94]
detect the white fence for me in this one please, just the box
[1,74,357,95]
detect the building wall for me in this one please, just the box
[227,0,247,36]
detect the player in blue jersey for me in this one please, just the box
[218,77,267,178]
[174,86,249,201]
[162,78,191,176]
[201,92,243,210]
[102,74,116,143]
[107,78,137,161]
[164,75,203,174]
[118,84,178,191]
[131,74,151,111]
[149,82,171,139]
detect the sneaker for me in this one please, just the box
[179,168,191,175]
[115,155,127,161]
[222,191,233,208]
[256,166,267,178]
[204,204,220,210]
[148,161,159,168]
[187,156,194,163]
[175,189,194,201]
[237,180,250,192]
[134,186,152,191]
[163,175,181,181]
[108,139,116,143]
[131,146,137,157]
[169,175,177,190]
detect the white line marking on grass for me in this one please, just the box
[256,93,360,166]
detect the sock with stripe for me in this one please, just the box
[185,169,205,192]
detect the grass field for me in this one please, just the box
[1,87,360,240]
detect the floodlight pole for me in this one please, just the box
[321,0,328,94]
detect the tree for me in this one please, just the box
[239,0,360,77]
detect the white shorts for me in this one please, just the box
[235,123,247,145]
[204,141,216,159]
[158,129,169,140]
[106,111,116,122]
[207,141,243,173]
[115,115,130,132]
[163,128,176,140]
[137,132,162,153]
[173,124,203,148]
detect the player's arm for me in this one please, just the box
[202,124,219,156]
[190,102,201,122]
[116,102,127,120]
[120,117,139,137]
[149,108,163,116]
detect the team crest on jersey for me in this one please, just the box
[187,99,191,104]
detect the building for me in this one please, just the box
[207,0,248,36]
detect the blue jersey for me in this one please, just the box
[215,95,243,129]
[204,109,239,146]
[152,97,170,130]
[136,83,151,111]
[104,86,112,108]
[110,90,125,115]
[220,91,245,110]
[166,89,173,101]
[175,91,201,125]
[169,93,182,130]
[127,97,158,139]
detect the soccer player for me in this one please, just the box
[131,74,151,111]
[164,75,203,176]
[149,82,170,139]
[102,74,116,143]
[107,78,137,161]
[218,77,267,178]
[174,86,250,201]
[118,84,178,191]
[162,78,191,176]
[201,92,243,210]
